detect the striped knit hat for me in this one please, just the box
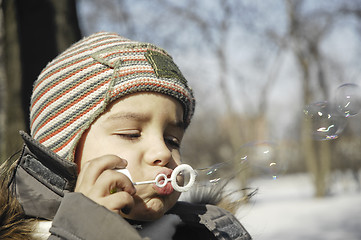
[29,32,195,161]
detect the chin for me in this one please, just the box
[127,196,178,221]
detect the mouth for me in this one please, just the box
[152,168,174,195]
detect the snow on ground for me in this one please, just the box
[236,171,361,240]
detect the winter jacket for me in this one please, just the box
[1,132,252,240]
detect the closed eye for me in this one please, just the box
[115,131,141,140]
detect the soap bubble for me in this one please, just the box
[189,141,286,184]
[335,83,361,117]
[182,161,246,205]
[303,101,347,141]
[235,141,286,180]
[195,161,235,186]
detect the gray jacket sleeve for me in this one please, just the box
[49,192,145,240]
[169,202,252,240]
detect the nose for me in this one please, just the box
[145,137,173,166]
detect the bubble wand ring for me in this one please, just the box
[171,164,196,192]
[116,164,197,192]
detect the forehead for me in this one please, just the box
[100,92,185,127]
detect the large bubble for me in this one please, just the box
[303,101,347,141]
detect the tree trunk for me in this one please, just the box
[2,0,24,160]
[1,0,81,163]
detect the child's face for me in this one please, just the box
[75,92,185,220]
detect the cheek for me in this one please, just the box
[76,131,120,169]
[172,151,182,165]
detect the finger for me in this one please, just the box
[75,155,127,192]
[99,191,135,215]
[92,169,136,197]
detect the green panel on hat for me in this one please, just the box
[145,50,187,85]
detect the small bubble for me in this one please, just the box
[335,83,361,117]
[195,161,234,186]
[192,141,287,183]
[304,101,347,141]
[236,141,286,180]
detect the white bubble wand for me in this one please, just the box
[116,164,197,192]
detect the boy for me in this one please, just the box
[2,32,251,239]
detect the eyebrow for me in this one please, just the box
[106,112,186,130]
[106,112,150,122]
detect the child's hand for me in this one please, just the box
[74,155,136,215]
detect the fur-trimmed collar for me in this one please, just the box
[0,160,36,240]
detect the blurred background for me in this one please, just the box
[1,0,361,239]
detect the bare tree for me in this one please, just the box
[0,0,81,163]
[77,0,361,198]
[271,0,351,197]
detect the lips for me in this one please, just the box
[152,168,174,195]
